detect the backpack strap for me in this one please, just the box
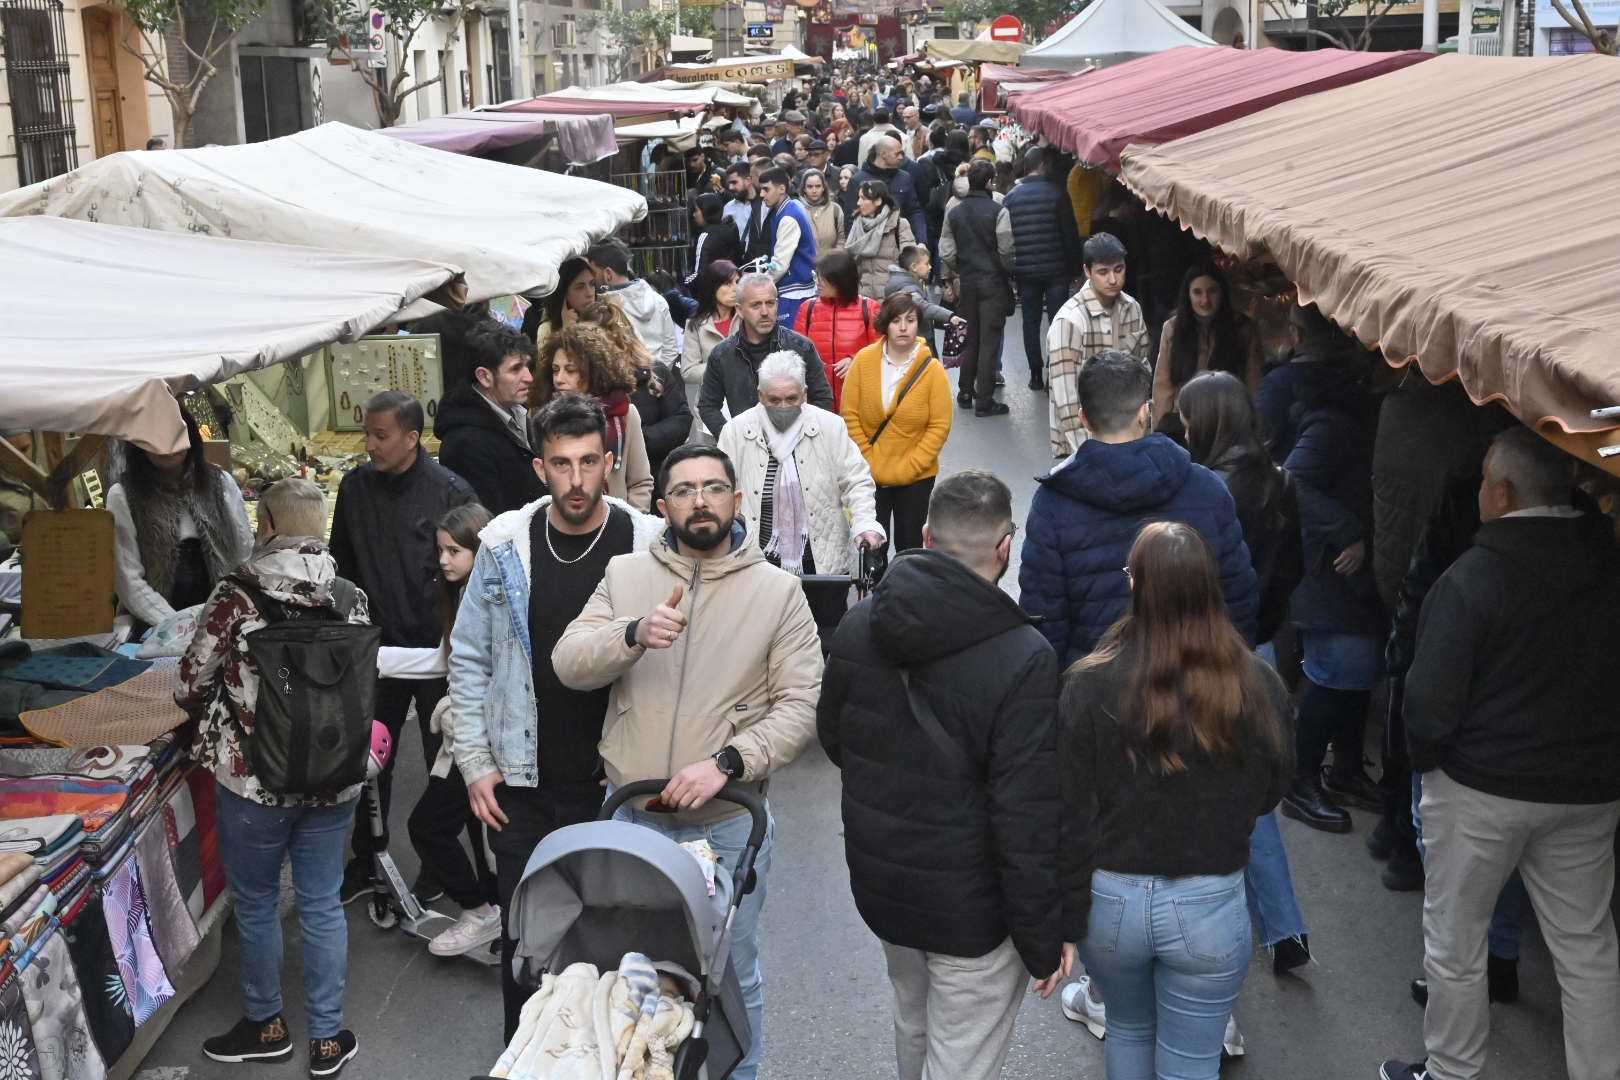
[899,669,978,780]
[229,577,288,625]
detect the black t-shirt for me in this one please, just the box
[529,504,637,785]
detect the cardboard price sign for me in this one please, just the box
[20,508,116,639]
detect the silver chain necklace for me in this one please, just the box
[545,508,610,565]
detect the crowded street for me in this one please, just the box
[118,362,1571,1080]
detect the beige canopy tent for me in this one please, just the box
[549,80,755,107]
[0,217,462,465]
[921,39,1030,64]
[0,123,644,313]
[1120,54,1620,471]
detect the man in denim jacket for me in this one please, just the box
[446,395,661,1039]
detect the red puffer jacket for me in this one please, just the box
[794,295,881,413]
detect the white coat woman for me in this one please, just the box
[717,350,885,637]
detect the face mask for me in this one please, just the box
[766,404,802,432]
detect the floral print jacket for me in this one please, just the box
[175,535,371,808]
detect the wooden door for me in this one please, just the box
[83,9,124,158]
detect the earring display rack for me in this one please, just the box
[327,335,443,432]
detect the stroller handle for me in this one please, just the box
[599,779,769,854]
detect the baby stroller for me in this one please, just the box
[472,780,766,1080]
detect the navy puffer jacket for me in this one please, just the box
[1018,435,1258,667]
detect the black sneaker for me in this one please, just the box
[1028,376,1046,392]
[1280,775,1352,833]
[957,390,973,409]
[203,1015,293,1063]
[1380,1060,1430,1080]
[1322,766,1383,812]
[975,402,1011,417]
[1381,845,1425,892]
[1273,933,1310,975]
[309,1031,358,1077]
[339,859,372,906]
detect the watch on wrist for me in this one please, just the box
[711,746,743,779]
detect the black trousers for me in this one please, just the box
[875,478,935,556]
[406,755,496,910]
[354,676,446,862]
[957,280,1010,407]
[489,782,605,1042]
[1295,679,1371,777]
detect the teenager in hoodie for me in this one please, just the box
[586,239,679,369]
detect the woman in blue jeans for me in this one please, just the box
[177,479,366,1078]
[1057,522,1293,1079]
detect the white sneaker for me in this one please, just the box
[427,905,502,957]
[1060,976,1107,1040]
[1223,1014,1246,1058]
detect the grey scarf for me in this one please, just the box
[844,207,893,259]
[127,468,240,602]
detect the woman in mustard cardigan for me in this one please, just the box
[841,291,954,554]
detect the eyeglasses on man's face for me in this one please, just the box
[665,480,734,507]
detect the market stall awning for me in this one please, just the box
[0,122,645,310]
[0,217,462,454]
[978,62,1070,110]
[921,39,1029,64]
[1120,54,1620,464]
[1011,46,1429,172]
[378,109,618,164]
[1022,0,1217,71]
[550,80,752,107]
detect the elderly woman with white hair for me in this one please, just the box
[719,349,885,638]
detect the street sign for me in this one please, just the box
[1471,4,1501,31]
[989,13,1023,40]
[713,2,745,29]
[747,22,775,37]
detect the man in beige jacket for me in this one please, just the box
[552,442,823,1080]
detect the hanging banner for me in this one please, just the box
[665,58,796,82]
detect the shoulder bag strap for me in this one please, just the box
[229,577,287,625]
[870,358,934,444]
[899,668,978,779]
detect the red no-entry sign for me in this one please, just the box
[988,14,1023,41]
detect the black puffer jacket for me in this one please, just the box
[1209,446,1301,647]
[434,382,544,516]
[817,550,1062,977]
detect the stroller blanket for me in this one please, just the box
[492,952,695,1080]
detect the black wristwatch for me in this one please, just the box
[711,745,744,779]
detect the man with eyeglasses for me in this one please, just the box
[554,443,824,1080]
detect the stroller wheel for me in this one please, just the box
[368,894,399,929]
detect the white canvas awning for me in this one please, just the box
[0,123,645,311]
[1022,0,1217,70]
[551,81,754,106]
[0,217,463,453]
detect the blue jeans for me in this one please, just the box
[1412,773,1529,959]
[1246,811,1307,947]
[615,803,775,1080]
[1081,869,1250,1080]
[1017,277,1071,381]
[216,785,358,1038]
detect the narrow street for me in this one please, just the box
[141,334,1568,1080]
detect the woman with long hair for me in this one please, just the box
[845,180,915,300]
[1179,371,1311,975]
[682,259,739,392]
[1153,263,1264,437]
[798,168,844,256]
[794,249,880,413]
[578,301,691,475]
[521,256,594,353]
[377,502,502,957]
[107,406,254,631]
[535,324,654,510]
[841,291,951,555]
[1060,522,1292,1080]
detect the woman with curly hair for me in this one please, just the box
[536,325,654,510]
[577,301,691,475]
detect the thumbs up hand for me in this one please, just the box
[635,583,688,650]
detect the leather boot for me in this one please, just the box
[1280,774,1352,833]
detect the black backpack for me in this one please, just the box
[232,577,380,797]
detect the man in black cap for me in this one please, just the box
[806,139,831,174]
[769,117,794,156]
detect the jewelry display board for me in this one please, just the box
[326,335,443,432]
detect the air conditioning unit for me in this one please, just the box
[552,20,577,47]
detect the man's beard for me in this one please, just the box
[673,509,732,552]
[553,486,602,527]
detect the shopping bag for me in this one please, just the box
[940,321,970,370]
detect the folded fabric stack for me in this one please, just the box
[0,736,225,1080]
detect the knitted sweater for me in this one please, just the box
[840,340,952,488]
